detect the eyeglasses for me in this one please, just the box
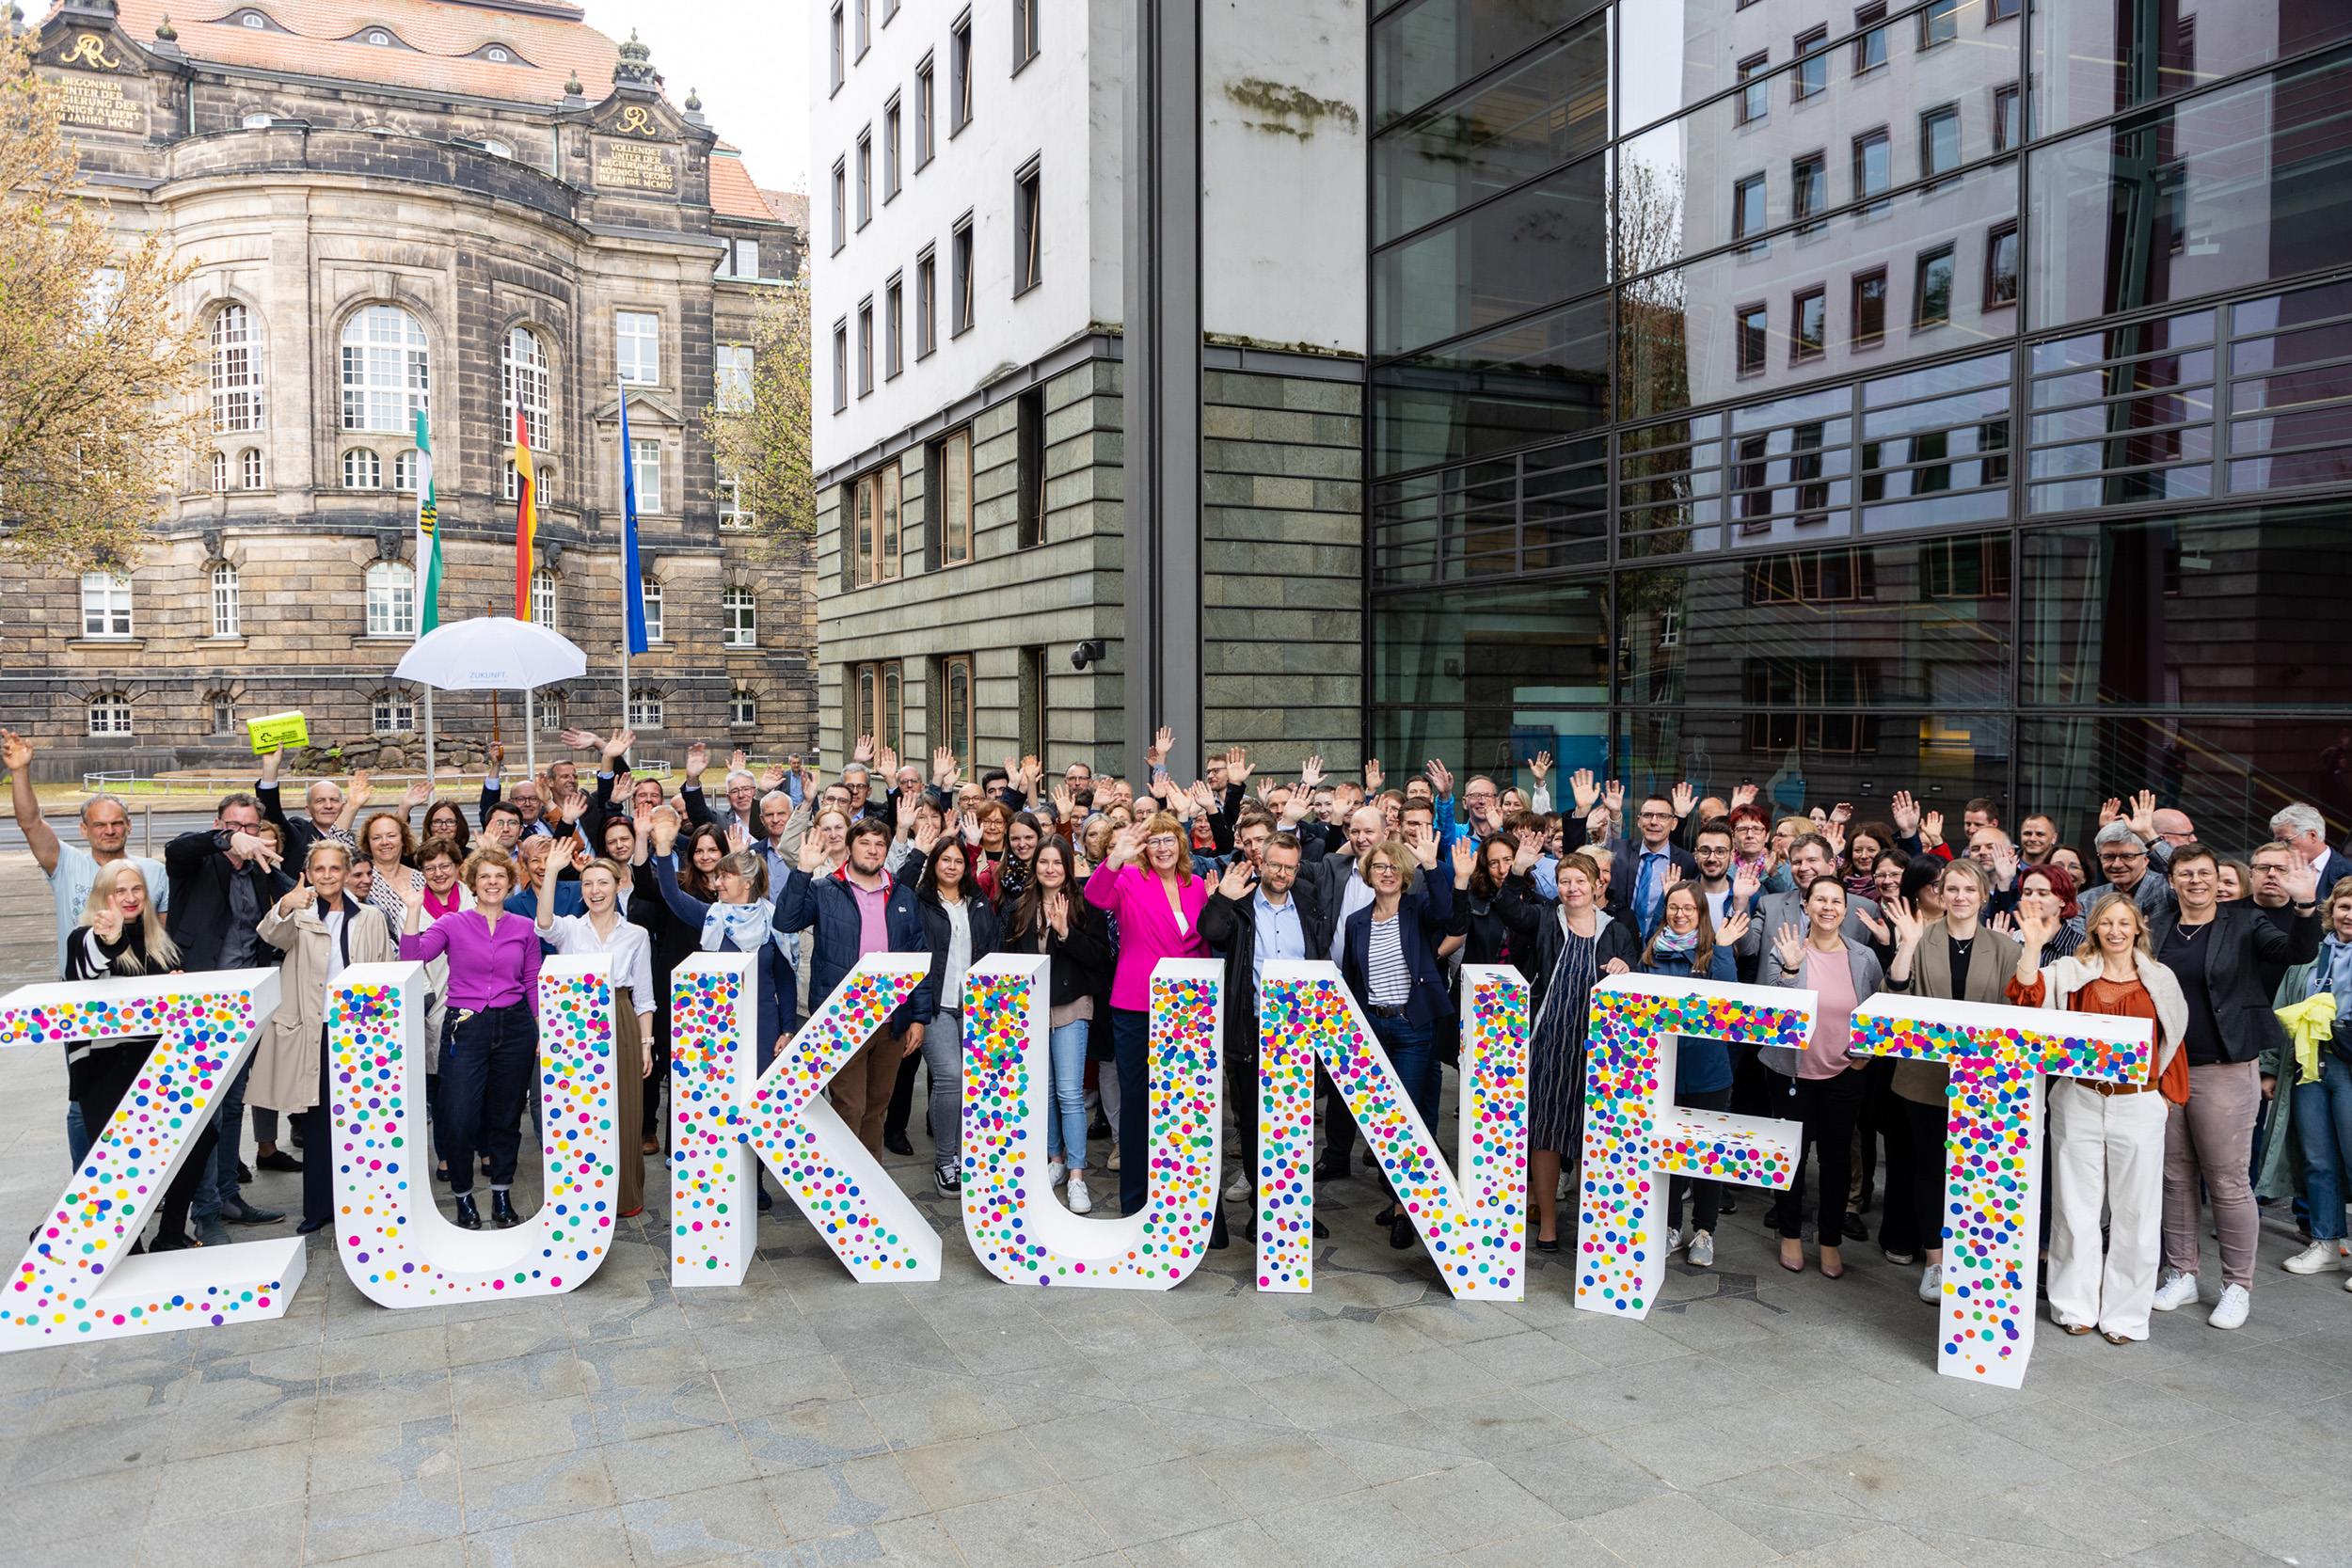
[2099,849,2146,863]
[1638,810,1673,821]
[1144,835,1179,848]
[1367,863,1400,877]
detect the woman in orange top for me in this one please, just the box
[2009,892,2187,1343]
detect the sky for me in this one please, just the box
[580,0,809,193]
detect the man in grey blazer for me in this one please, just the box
[1738,833,1881,960]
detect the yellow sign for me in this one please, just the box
[247,711,310,754]
[56,75,141,131]
[60,34,122,70]
[595,142,674,192]
[617,104,652,135]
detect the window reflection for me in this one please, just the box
[2031,3,2352,137]
[1372,577,1610,709]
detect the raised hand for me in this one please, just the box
[961,810,982,846]
[1729,783,1757,811]
[559,790,589,825]
[397,867,428,911]
[1412,832,1441,871]
[1671,780,1695,818]
[1299,754,1326,790]
[229,831,282,871]
[1052,784,1077,819]
[1529,751,1551,783]
[277,871,316,916]
[2098,797,2124,828]
[1733,864,1760,903]
[913,816,942,855]
[1224,746,1253,785]
[1830,801,1853,826]
[2285,860,2321,906]
[1,729,32,773]
[758,764,786,791]
[348,768,374,806]
[1042,888,1071,935]
[1919,810,1946,847]
[1822,819,1846,854]
[560,727,600,752]
[400,777,434,812]
[2128,789,2158,841]
[487,741,505,772]
[1571,768,1600,814]
[797,832,828,873]
[1585,804,1611,842]
[730,749,750,775]
[1424,757,1454,798]
[1020,754,1041,788]
[1602,779,1626,816]
[89,901,124,942]
[648,810,678,857]
[2013,907,2059,958]
[1363,757,1383,793]
[685,742,709,779]
[726,821,751,852]
[1452,837,1481,883]
[1883,895,1925,948]
[1218,859,1256,900]
[1719,910,1752,948]
[1513,836,1543,876]
[1772,920,1805,971]
[1189,779,1216,815]
[852,734,877,765]
[1890,789,1921,835]
[605,728,636,763]
[1854,907,1890,944]
[1150,726,1174,768]
[895,793,917,832]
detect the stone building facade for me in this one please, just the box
[3,0,816,782]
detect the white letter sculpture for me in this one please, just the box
[1851,992,2153,1386]
[1577,974,1813,1318]
[326,958,621,1303]
[669,952,940,1285]
[1254,962,1530,1299]
[0,969,303,1347]
[959,955,1223,1288]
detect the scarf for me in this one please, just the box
[424,883,466,919]
[702,897,781,956]
[1650,927,1700,962]
[2316,933,2352,1019]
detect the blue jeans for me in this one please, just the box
[438,1004,538,1196]
[209,1058,253,1213]
[1046,1020,1090,1171]
[66,1101,89,1167]
[2294,1054,2352,1242]
[1368,1014,1441,1131]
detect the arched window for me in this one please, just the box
[241,111,273,127]
[721,586,755,646]
[729,689,757,726]
[393,449,421,493]
[211,562,239,637]
[342,449,381,489]
[87,693,133,736]
[484,137,514,158]
[372,689,414,733]
[530,569,556,627]
[341,305,429,433]
[240,448,264,489]
[627,691,663,730]
[208,692,237,733]
[209,451,228,492]
[210,304,262,433]
[501,326,548,447]
[365,562,416,637]
[640,577,664,641]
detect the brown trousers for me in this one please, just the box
[829,1025,904,1157]
[615,987,647,1215]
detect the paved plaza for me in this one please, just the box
[0,851,2345,1568]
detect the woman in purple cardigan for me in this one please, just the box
[397,845,541,1232]
[1085,811,1213,1221]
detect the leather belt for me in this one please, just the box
[2072,1077,2150,1097]
[1365,1003,1407,1019]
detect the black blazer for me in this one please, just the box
[2150,900,2322,1064]
[1605,837,1699,926]
[917,892,1003,1015]
[1340,879,1457,1028]
[162,829,293,973]
[1451,876,1542,987]
[1200,876,1338,1058]
[1001,903,1116,1008]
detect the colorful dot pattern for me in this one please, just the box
[959,956,1225,1290]
[1577,975,1811,1319]
[1255,962,1531,1300]
[0,971,308,1349]
[326,958,619,1304]
[669,953,941,1287]
[1851,993,2153,1386]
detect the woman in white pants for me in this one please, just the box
[2008,893,2185,1343]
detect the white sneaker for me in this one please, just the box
[1918,1263,1943,1303]
[1688,1230,1714,1268]
[1066,1173,1093,1214]
[2283,1238,2337,1275]
[1663,1227,1683,1257]
[1108,1147,1121,1172]
[1046,1158,1068,1189]
[1224,1171,1250,1202]
[2208,1283,2250,1330]
[2151,1270,2201,1311]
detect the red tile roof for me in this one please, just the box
[85,0,626,107]
[759,187,806,231]
[707,150,771,221]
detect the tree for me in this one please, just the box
[706,279,815,552]
[0,35,206,574]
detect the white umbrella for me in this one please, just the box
[395,617,586,777]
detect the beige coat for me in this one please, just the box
[251,895,395,1114]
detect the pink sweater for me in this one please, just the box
[1084,861,1211,1011]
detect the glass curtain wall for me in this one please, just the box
[1366,0,2352,850]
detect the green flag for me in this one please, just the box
[414,409,441,635]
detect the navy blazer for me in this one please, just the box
[774,863,933,1027]
[652,855,800,1062]
[1606,837,1700,933]
[1340,877,1457,1029]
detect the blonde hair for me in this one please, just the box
[2074,891,2152,961]
[82,862,178,973]
[304,838,352,873]
[460,845,517,895]
[1363,837,1415,882]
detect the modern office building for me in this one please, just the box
[5,0,816,779]
[1366,0,2352,847]
[809,0,1369,780]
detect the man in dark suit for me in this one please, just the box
[2273,802,2352,901]
[1608,793,1699,939]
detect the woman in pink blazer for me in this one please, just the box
[1085,811,1211,1217]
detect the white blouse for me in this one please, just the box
[543,913,656,1018]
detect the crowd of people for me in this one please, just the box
[9,721,2352,1342]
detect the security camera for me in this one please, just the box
[1070,639,1107,671]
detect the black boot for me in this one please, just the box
[1209,1208,1230,1250]
[453,1194,483,1230]
[490,1191,520,1228]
